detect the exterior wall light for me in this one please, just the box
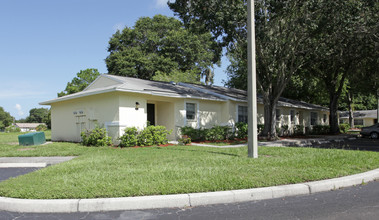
[135,102,140,110]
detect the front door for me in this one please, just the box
[147,103,155,126]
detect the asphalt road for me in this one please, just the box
[0,180,378,220]
[310,137,379,152]
[0,167,40,182]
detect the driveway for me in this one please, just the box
[311,137,379,152]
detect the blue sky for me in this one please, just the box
[0,0,228,120]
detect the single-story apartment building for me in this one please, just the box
[339,110,378,127]
[15,123,45,132]
[40,74,329,143]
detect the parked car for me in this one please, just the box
[360,123,379,139]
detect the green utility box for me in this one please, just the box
[18,132,46,146]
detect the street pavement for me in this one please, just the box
[0,167,40,182]
[0,180,378,219]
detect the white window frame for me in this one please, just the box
[237,105,248,123]
[354,119,364,126]
[186,102,197,121]
[310,112,318,126]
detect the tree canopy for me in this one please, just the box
[105,14,219,84]
[0,107,14,130]
[58,68,101,97]
[25,108,49,124]
[170,0,311,139]
[169,0,379,135]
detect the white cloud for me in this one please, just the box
[15,104,24,116]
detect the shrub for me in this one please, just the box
[81,127,112,147]
[180,126,205,142]
[119,125,171,147]
[281,125,289,136]
[118,127,138,147]
[257,124,264,134]
[36,124,47,131]
[5,125,21,133]
[339,123,350,133]
[178,135,191,145]
[235,122,248,139]
[205,126,232,141]
[311,125,330,135]
[293,125,304,135]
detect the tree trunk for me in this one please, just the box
[347,92,354,128]
[329,94,340,134]
[261,95,278,140]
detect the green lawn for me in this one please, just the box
[0,131,378,199]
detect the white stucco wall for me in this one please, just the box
[50,92,119,142]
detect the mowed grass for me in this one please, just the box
[0,131,96,157]
[0,132,378,199]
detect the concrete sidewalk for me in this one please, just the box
[0,157,76,168]
[191,135,357,148]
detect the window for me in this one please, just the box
[186,103,196,120]
[290,110,295,123]
[354,119,364,126]
[311,112,318,125]
[323,114,327,123]
[238,105,248,123]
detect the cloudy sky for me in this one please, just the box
[0,0,228,119]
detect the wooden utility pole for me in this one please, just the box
[247,0,258,158]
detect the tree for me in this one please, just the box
[303,0,378,133]
[42,109,51,129]
[170,1,311,139]
[0,107,14,130]
[58,69,101,97]
[105,15,219,84]
[26,108,49,123]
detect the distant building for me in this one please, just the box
[339,110,378,127]
[15,123,45,132]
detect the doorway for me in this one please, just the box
[147,103,155,126]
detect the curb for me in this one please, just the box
[0,168,378,213]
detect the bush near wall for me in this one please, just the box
[36,124,47,131]
[311,125,330,135]
[81,127,112,147]
[293,125,304,135]
[339,123,350,133]
[180,126,232,142]
[5,125,21,133]
[235,122,248,139]
[119,125,171,147]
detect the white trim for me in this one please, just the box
[236,104,248,123]
[184,100,200,129]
